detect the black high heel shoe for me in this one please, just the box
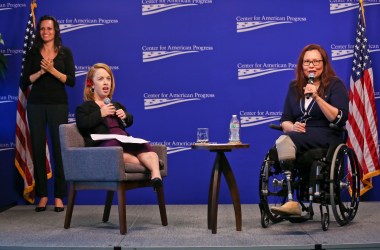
[35,206,47,212]
[151,178,162,192]
[35,198,48,212]
[54,198,64,212]
[54,207,65,212]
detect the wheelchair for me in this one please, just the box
[259,124,360,231]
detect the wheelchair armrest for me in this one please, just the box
[329,123,342,131]
[329,123,348,142]
[269,124,282,131]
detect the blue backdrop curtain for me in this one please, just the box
[0,0,379,206]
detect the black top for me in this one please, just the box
[21,46,75,104]
[75,100,133,147]
[280,77,349,152]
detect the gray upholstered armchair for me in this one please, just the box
[59,123,168,234]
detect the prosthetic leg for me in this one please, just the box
[270,160,301,216]
[270,135,301,216]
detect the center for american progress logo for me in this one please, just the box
[141,0,213,15]
[236,15,307,33]
[75,65,119,77]
[142,44,213,62]
[57,17,118,33]
[144,92,215,110]
[331,44,380,61]
[240,111,282,128]
[237,62,296,80]
[0,3,26,11]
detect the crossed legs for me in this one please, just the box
[123,151,161,179]
[123,151,162,191]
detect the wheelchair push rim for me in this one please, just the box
[329,144,360,226]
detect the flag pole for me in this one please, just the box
[359,0,366,27]
[31,0,37,28]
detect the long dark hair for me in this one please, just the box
[34,15,62,51]
[294,44,336,100]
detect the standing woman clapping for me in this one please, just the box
[21,15,76,212]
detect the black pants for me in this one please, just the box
[27,104,68,199]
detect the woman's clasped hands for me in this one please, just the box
[293,121,306,133]
[40,58,54,73]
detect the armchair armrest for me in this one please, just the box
[62,146,126,181]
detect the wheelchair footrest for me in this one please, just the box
[281,213,313,223]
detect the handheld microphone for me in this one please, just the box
[103,97,127,127]
[103,97,111,105]
[306,72,315,99]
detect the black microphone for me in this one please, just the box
[104,98,127,127]
[306,72,315,99]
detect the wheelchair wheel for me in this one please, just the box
[260,209,270,228]
[329,144,360,226]
[259,153,287,225]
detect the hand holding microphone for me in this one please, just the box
[305,72,315,99]
[101,98,115,117]
[104,98,127,127]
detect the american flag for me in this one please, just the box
[346,2,380,196]
[14,1,51,204]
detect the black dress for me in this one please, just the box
[280,77,349,153]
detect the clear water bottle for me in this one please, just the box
[229,114,240,143]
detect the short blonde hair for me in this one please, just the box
[83,63,116,101]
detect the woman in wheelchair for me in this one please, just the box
[269,44,349,217]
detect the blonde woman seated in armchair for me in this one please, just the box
[75,63,162,191]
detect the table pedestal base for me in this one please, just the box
[208,150,242,234]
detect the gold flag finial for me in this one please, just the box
[359,0,366,27]
[31,0,37,29]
